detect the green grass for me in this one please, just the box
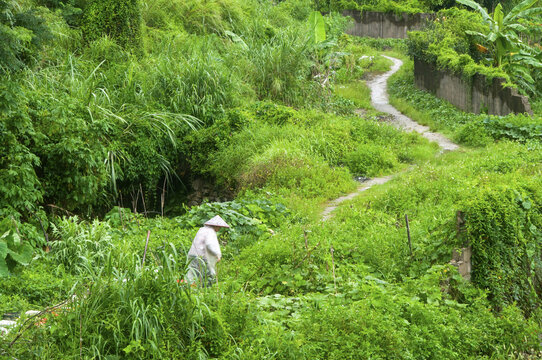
[3,4,542,359]
[334,80,372,110]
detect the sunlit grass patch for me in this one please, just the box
[335,80,372,110]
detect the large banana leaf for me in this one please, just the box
[504,0,540,22]
[309,11,326,44]
[456,0,492,22]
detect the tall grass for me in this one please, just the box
[142,0,246,34]
[334,81,372,110]
[247,29,313,106]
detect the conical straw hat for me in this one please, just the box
[204,215,230,228]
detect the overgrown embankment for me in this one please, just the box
[2,0,542,358]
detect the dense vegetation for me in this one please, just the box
[314,0,530,13]
[315,0,455,13]
[407,1,542,96]
[1,0,542,358]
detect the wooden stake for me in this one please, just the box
[405,214,413,257]
[330,246,337,294]
[132,185,138,214]
[79,312,83,359]
[142,230,151,267]
[161,177,167,218]
[139,183,148,218]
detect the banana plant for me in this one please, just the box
[308,11,326,45]
[456,0,542,67]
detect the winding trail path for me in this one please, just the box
[321,56,459,221]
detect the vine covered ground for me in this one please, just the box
[1,0,542,358]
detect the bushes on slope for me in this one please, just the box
[81,0,142,50]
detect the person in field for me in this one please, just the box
[185,215,229,287]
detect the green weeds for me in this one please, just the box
[2,2,542,359]
[334,81,372,109]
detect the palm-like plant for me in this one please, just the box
[457,0,542,94]
[457,0,542,67]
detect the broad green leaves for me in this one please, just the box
[456,0,542,94]
[0,224,34,277]
[0,240,7,276]
[308,11,326,44]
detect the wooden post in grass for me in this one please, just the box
[142,230,151,267]
[405,214,413,257]
[161,177,167,217]
[79,312,83,359]
[132,185,138,214]
[330,245,337,294]
[139,183,148,218]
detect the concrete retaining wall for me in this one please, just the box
[342,10,434,39]
[414,58,532,116]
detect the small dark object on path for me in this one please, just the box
[355,176,369,182]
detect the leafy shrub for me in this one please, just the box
[183,108,251,182]
[482,117,542,143]
[50,216,113,275]
[463,187,542,314]
[0,0,52,73]
[455,120,493,146]
[407,8,502,78]
[406,6,541,95]
[0,81,43,218]
[240,141,355,199]
[0,218,34,277]
[249,101,303,126]
[346,144,398,176]
[81,0,142,49]
[0,259,73,307]
[28,88,110,213]
[176,194,291,251]
[36,0,85,26]
[277,0,314,21]
[179,195,290,230]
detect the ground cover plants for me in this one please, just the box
[2,0,542,358]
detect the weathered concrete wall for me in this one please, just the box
[414,58,533,116]
[342,10,434,39]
